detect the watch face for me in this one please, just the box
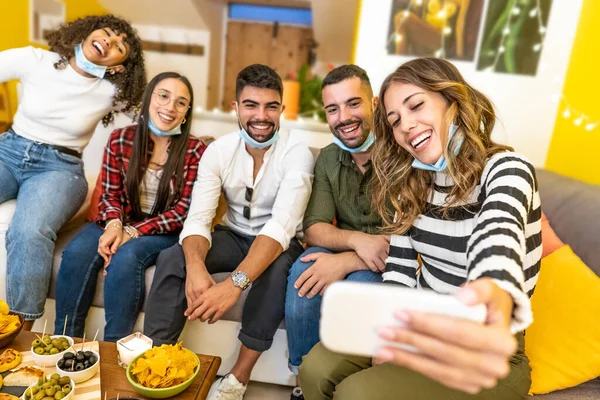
[232,271,249,288]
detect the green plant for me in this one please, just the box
[296,64,326,122]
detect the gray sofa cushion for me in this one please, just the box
[531,378,600,399]
[536,169,600,275]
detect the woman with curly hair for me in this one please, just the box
[299,58,541,399]
[0,14,146,330]
[54,72,205,341]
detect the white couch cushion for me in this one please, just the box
[0,200,16,231]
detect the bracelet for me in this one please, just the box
[104,219,122,231]
[124,225,140,239]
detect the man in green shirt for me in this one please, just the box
[285,65,389,400]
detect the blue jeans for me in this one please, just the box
[54,223,178,342]
[285,246,382,374]
[0,130,88,320]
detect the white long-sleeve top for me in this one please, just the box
[384,152,542,333]
[180,129,315,251]
[0,46,117,152]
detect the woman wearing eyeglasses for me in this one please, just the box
[54,72,206,342]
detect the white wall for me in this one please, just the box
[134,24,211,109]
[99,0,205,29]
[354,0,583,167]
[311,0,358,65]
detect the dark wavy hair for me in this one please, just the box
[126,72,194,221]
[45,14,147,126]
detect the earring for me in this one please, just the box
[182,118,187,124]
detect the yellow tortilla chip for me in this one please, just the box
[130,342,199,388]
[0,301,9,315]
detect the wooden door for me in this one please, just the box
[222,20,313,110]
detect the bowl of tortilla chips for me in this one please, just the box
[126,343,200,399]
[0,301,23,348]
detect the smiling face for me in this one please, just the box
[234,86,284,143]
[81,27,130,67]
[323,77,374,149]
[148,78,191,132]
[384,82,450,164]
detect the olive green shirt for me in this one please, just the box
[303,143,382,234]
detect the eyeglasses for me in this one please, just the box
[243,187,253,219]
[153,91,190,113]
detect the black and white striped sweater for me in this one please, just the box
[384,152,542,332]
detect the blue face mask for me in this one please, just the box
[74,43,107,79]
[332,132,375,153]
[148,117,182,136]
[239,127,280,149]
[411,124,462,172]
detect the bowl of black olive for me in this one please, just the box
[55,349,100,383]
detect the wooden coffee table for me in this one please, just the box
[7,331,221,400]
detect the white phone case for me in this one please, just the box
[319,281,487,357]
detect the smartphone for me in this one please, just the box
[319,281,487,357]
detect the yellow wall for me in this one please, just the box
[0,0,107,118]
[545,0,600,185]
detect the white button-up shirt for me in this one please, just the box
[180,129,315,251]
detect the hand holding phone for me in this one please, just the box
[320,281,487,357]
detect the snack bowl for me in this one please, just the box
[22,375,75,400]
[31,335,74,367]
[126,349,200,399]
[0,312,24,348]
[56,349,100,383]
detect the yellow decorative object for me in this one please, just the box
[525,245,600,394]
[282,80,300,121]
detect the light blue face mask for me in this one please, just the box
[148,117,182,136]
[411,124,462,172]
[239,127,280,149]
[74,43,107,79]
[332,132,375,153]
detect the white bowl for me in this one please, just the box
[56,349,100,384]
[22,375,75,400]
[31,335,74,367]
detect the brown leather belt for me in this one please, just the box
[39,142,82,159]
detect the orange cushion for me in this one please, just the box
[541,212,564,258]
[86,173,103,222]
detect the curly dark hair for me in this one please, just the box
[45,14,147,126]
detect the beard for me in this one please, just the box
[331,118,372,149]
[240,119,278,142]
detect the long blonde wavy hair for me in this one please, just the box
[371,58,512,235]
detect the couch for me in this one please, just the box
[1,120,599,394]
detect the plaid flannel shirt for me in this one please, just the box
[96,125,206,236]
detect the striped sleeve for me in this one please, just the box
[383,231,419,287]
[466,153,539,333]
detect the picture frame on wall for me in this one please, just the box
[386,0,485,60]
[476,0,554,75]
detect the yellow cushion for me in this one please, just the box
[525,245,600,394]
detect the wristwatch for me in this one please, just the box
[230,271,250,290]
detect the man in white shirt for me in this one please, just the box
[144,64,314,400]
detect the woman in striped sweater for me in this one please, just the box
[299,58,541,399]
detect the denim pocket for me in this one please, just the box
[0,130,15,145]
[53,149,83,167]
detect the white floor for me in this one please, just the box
[245,381,291,400]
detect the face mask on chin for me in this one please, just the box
[147,116,182,136]
[74,43,108,79]
[235,103,280,149]
[332,131,375,153]
[411,124,462,172]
